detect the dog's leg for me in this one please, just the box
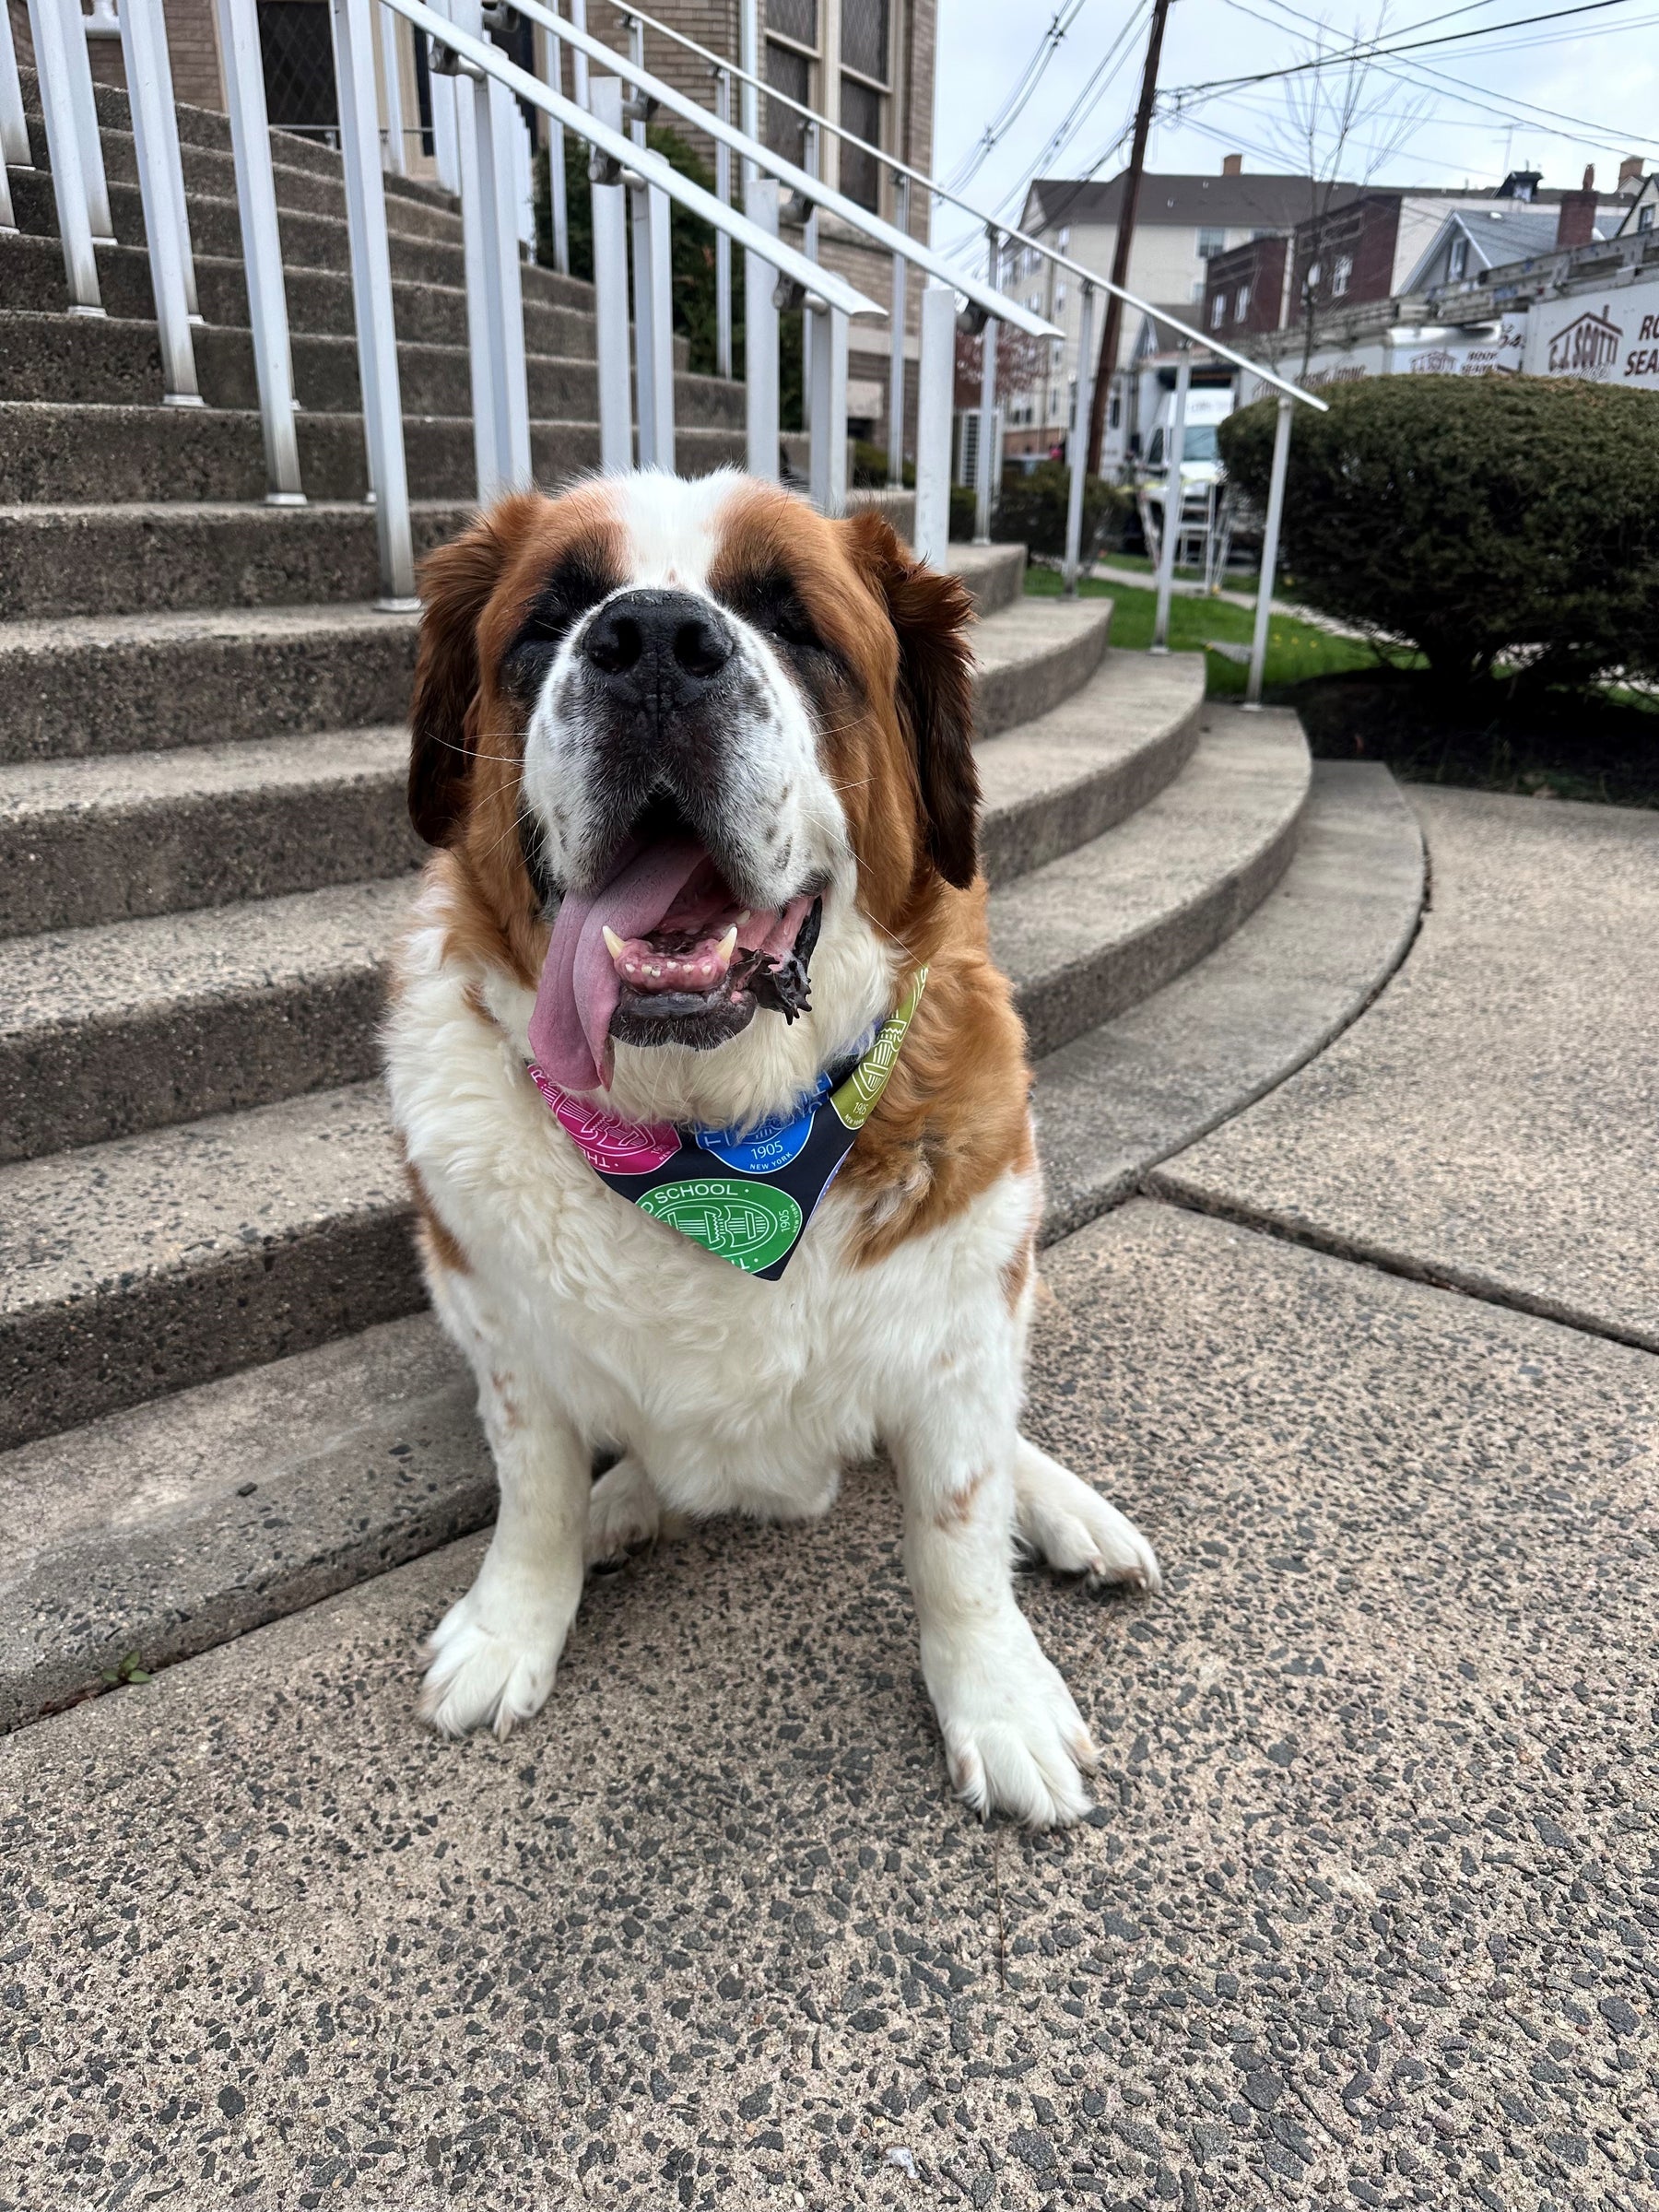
[890,1373,1099,1830]
[420,1354,589,1741]
[1013,1437,1162,1592]
[586,1454,662,1564]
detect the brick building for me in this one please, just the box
[9,0,936,455]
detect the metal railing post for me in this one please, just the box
[0,0,30,173]
[806,301,846,516]
[799,118,818,422]
[912,281,955,566]
[1245,393,1294,710]
[1062,280,1095,595]
[1152,347,1190,652]
[24,0,102,309]
[712,65,731,378]
[886,172,908,488]
[117,0,201,403]
[744,171,780,478]
[62,0,114,241]
[625,14,674,474]
[737,0,757,186]
[545,6,568,273]
[972,229,999,547]
[587,74,632,472]
[481,67,532,487]
[567,0,587,103]
[379,0,407,174]
[429,39,459,191]
[330,0,417,603]
[145,0,200,315]
[216,0,303,499]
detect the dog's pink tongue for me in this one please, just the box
[529,838,708,1090]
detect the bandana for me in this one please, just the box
[525,971,928,1279]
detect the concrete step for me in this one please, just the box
[16,63,456,204]
[8,123,465,250]
[991,701,1312,1059]
[0,309,707,424]
[0,498,471,624]
[0,877,411,1163]
[0,725,417,939]
[0,552,1027,934]
[977,650,1203,888]
[971,594,1112,737]
[0,602,418,766]
[0,398,747,506]
[6,162,582,305]
[0,547,1027,768]
[0,1079,414,1455]
[1035,750,1424,1238]
[0,758,1426,1721]
[0,592,1113,1147]
[0,231,604,353]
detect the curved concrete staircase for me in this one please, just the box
[0,76,1425,1727]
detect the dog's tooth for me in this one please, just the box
[602,925,626,961]
[714,924,738,968]
[736,910,751,926]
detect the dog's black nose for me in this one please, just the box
[582,590,735,705]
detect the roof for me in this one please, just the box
[1025,171,1363,233]
[1402,202,1626,291]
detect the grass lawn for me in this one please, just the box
[1091,548,1261,589]
[1020,569,1659,807]
[1022,567,1382,700]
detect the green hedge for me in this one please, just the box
[1218,377,1659,688]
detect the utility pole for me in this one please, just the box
[1086,0,1172,477]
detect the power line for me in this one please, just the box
[1224,0,1659,156]
[1169,0,1644,100]
[943,0,1097,191]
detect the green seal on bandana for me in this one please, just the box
[636,1177,804,1273]
[528,968,929,1280]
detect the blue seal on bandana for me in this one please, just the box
[696,1067,834,1171]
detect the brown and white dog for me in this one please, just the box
[385,468,1160,1828]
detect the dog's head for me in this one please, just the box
[408,469,978,1126]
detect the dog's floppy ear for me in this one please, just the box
[841,510,980,890]
[408,497,534,848]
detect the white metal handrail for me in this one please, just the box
[598,0,1322,696]
[519,0,1057,343]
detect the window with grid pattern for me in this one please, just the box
[841,0,889,81]
[840,76,882,209]
[765,41,811,168]
[257,1,337,136]
[767,0,818,45]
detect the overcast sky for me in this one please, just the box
[931,0,1659,260]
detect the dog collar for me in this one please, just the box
[525,970,928,1280]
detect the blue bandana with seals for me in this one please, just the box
[526,971,928,1280]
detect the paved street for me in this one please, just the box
[2,786,1655,2211]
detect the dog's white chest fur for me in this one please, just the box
[389,905,1034,1528]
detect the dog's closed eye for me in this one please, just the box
[718,568,845,677]
[501,553,619,697]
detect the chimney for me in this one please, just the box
[1221,153,1242,177]
[1555,185,1598,250]
[1618,155,1644,191]
[1582,163,1595,190]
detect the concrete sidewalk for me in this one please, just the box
[3,787,1656,2211]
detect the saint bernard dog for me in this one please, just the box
[384,468,1160,1828]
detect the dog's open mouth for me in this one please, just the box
[527,830,822,1092]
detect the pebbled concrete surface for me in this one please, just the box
[1036,760,1424,1239]
[2,1200,1653,2210]
[1155,786,1659,1352]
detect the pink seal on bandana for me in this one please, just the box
[526,1064,680,1176]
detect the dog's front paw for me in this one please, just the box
[418,1575,573,1740]
[586,1454,661,1565]
[924,1613,1098,1829]
[1015,1440,1163,1593]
